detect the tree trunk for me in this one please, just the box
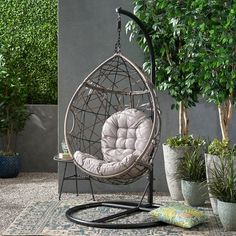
[179,101,189,136]
[6,106,10,153]
[218,93,234,141]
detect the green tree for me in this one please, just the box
[127,0,236,140]
[0,0,57,104]
[126,0,201,136]
[194,1,236,141]
[0,53,30,154]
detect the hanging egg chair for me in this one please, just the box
[64,8,163,229]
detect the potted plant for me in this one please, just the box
[187,1,236,213]
[0,52,30,178]
[127,0,205,200]
[162,136,205,200]
[205,140,236,214]
[176,148,207,206]
[208,155,236,231]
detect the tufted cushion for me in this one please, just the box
[101,109,152,162]
[73,109,153,177]
[74,151,141,176]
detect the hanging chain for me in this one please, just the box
[115,13,121,53]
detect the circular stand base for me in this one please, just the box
[66,201,165,229]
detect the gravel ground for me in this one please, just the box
[0,173,62,235]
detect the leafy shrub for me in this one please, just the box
[0,0,57,104]
[208,139,236,157]
[0,53,30,154]
[176,149,206,182]
[165,135,205,148]
[208,156,236,203]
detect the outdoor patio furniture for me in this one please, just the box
[63,8,162,229]
[53,155,95,201]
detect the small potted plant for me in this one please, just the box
[0,53,30,178]
[208,155,236,231]
[176,148,207,206]
[205,140,236,214]
[163,136,205,200]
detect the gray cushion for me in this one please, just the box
[74,109,152,176]
[101,109,152,162]
[74,151,139,176]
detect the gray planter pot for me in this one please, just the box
[217,200,236,231]
[205,153,220,215]
[181,180,207,206]
[205,154,236,215]
[163,144,194,200]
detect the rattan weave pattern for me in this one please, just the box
[64,53,160,184]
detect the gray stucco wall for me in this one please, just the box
[17,105,58,172]
[58,0,236,194]
[0,105,57,172]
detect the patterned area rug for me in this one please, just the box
[3,194,236,236]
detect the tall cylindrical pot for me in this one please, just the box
[163,144,193,200]
[205,153,219,215]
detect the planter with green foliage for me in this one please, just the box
[177,149,207,206]
[163,136,205,200]
[0,53,30,178]
[208,155,236,231]
[192,2,236,213]
[205,140,236,214]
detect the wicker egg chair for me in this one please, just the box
[64,8,163,229]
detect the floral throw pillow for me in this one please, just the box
[149,202,208,228]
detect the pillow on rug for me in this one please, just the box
[149,202,208,229]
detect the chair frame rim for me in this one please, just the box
[64,52,161,180]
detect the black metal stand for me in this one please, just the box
[65,7,161,229]
[116,7,156,206]
[66,172,164,229]
[66,201,166,229]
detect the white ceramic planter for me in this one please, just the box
[217,200,236,231]
[163,144,194,200]
[181,180,207,206]
[205,153,220,215]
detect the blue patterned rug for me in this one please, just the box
[3,194,235,236]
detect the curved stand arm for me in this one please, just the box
[116,7,156,206]
[116,7,155,85]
